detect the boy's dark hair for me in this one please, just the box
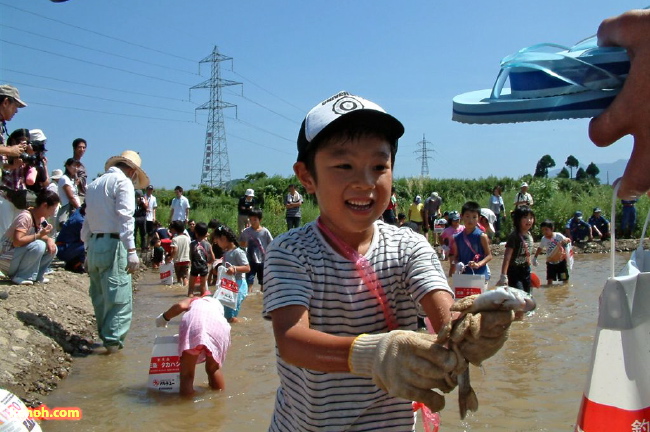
[170,220,185,233]
[72,138,86,149]
[194,222,208,238]
[540,219,554,230]
[461,201,481,216]
[36,189,60,207]
[207,218,222,229]
[301,124,399,178]
[511,206,535,234]
[174,185,183,193]
[397,213,406,220]
[216,224,239,247]
[248,208,263,220]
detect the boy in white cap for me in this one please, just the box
[263,91,514,430]
[81,150,149,354]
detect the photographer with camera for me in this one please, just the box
[56,158,81,231]
[0,189,59,285]
[0,129,42,239]
[25,129,51,194]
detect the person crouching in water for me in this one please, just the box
[156,295,231,396]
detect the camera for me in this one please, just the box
[15,152,44,168]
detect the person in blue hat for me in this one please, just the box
[565,211,593,243]
[588,208,610,241]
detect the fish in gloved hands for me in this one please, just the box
[436,286,536,419]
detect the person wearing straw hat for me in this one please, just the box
[0,84,27,148]
[81,150,149,354]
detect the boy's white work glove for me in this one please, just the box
[455,262,466,274]
[497,274,508,286]
[126,251,140,274]
[532,257,538,267]
[155,313,168,328]
[349,330,458,412]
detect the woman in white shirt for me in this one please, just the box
[56,158,81,230]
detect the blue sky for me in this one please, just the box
[0,0,637,190]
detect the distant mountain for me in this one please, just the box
[547,159,628,184]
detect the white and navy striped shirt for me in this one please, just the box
[263,221,451,432]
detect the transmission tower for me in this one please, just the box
[191,46,242,188]
[415,134,433,177]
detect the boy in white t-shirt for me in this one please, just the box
[534,219,571,286]
[262,91,515,431]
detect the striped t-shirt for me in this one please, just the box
[263,221,452,432]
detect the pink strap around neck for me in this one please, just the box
[316,218,398,330]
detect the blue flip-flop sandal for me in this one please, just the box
[452,36,629,124]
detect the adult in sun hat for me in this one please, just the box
[81,150,149,354]
[237,188,257,233]
[0,85,27,148]
[514,182,533,208]
[588,207,610,240]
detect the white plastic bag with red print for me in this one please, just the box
[213,264,238,309]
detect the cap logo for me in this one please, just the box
[332,96,364,116]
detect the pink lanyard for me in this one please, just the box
[316,218,398,330]
[461,231,481,262]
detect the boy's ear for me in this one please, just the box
[293,161,316,194]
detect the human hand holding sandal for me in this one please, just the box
[590,8,650,198]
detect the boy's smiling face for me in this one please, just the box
[295,134,392,243]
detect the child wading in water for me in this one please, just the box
[451,201,492,284]
[188,222,214,297]
[534,219,571,286]
[239,208,273,292]
[216,225,250,323]
[499,206,536,293]
[262,91,515,431]
[156,295,231,396]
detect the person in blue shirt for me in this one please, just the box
[565,211,593,243]
[56,204,86,273]
[452,201,492,282]
[588,207,610,241]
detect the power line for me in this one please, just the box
[29,101,197,123]
[10,80,196,114]
[1,68,192,103]
[0,38,194,87]
[224,88,299,125]
[415,134,433,177]
[231,69,305,114]
[0,1,197,63]
[0,23,198,76]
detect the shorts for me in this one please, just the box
[174,263,189,280]
[507,264,531,294]
[546,260,569,282]
[190,264,209,277]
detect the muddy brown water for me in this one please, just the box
[42,253,630,432]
